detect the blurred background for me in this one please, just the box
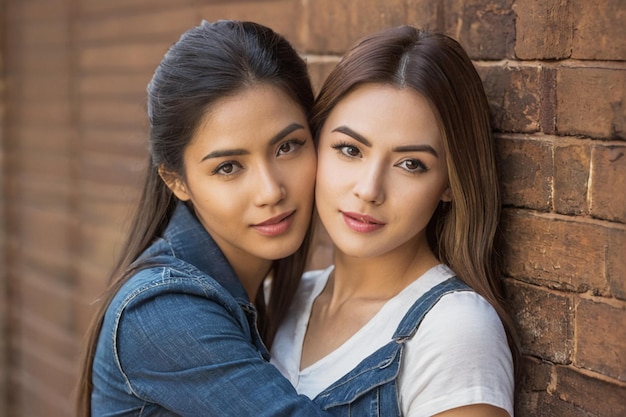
[0,0,624,416]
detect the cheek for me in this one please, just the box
[315,159,346,213]
[284,155,317,196]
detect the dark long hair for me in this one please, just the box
[76,20,314,416]
[312,26,520,374]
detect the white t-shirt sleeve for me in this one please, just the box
[399,291,514,417]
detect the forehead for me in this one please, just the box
[324,83,442,145]
[189,84,307,149]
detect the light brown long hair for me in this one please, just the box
[312,25,520,374]
[76,20,314,416]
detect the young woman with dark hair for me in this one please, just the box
[76,20,332,416]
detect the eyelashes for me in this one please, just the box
[329,141,429,174]
[211,138,308,177]
[331,141,361,158]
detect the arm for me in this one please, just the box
[116,291,330,416]
[433,404,511,417]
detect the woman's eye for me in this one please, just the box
[397,159,427,173]
[212,161,243,176]
[342,146,360,157]
[332,143,361,158]
[277,139,305,156]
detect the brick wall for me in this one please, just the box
[0,0,624,416]
[0,0,6,414]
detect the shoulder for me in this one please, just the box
[400,291,514,416]
[102,260,248,354]
[425,290,503,334]
[112,260,237,313]
[412,290,509,361]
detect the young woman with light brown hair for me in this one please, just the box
[271,26,520,417]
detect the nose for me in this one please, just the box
[254,164,286,207]
[353,161,385,205]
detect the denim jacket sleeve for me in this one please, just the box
[111,270,330,416]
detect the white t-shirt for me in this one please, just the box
[271,264,514,417]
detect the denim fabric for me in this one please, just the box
[91,202,330,416]
[313,277,471,416]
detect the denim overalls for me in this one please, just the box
[313,277,471,416]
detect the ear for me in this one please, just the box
[158,165,191,201]
[441,186,452,203]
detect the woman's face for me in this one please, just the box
[167,84,316,269]
[315,83,450,260]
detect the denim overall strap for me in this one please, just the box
[393,277,471,342]
[313,276,472,416]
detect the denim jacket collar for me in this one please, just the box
[152,201,250,303]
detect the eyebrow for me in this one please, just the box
[201,122,305,161]
[331,125,439,158]
[332,126,371,147]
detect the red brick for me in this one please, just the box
[513,0,572,59]
[307,58,340,95]
[607,227,626,300]
[506,280,573,363]
[13,19,68,49]
[571,0,626,60]
[518,354,552,391]
[477,64,544,133]
[15,73,70,101]
[82,126,147,157]
[78,215,131,269]
[11,206,72,268]
[11,99,70,127]
[17,181,72,225]
[442,0,516,59]
[10,126,73,153]
[16,270,75,333]
[80,0,196,16]
[80,151,145,186]
[575,298,626,381]
[515,390,601,417]
[201,0,307,50]
[496,136,552,210]
[6,42,70,73]
[74,281,109,337]
[5,0,67,22]
[306,0,408,54]
[501,210,613,294]
[589,144,626,223]
[557,66,626,139]
[17,151,72,183]
[406,0,442,32]
[556,365,626,416]
[81,97,145,129]
[554,143,590,215]
[79,73,150,98]
[78,7,200,43]
[10,369,73,417]
[79,41,169,73]
[79,182,141,235]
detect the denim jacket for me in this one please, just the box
[91,202,330,416]
[313,277,471,416]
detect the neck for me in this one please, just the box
[330,237,439,304]
[231,258,273,301]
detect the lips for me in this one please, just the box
[341,211,385,233]
[251,210,295,236]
